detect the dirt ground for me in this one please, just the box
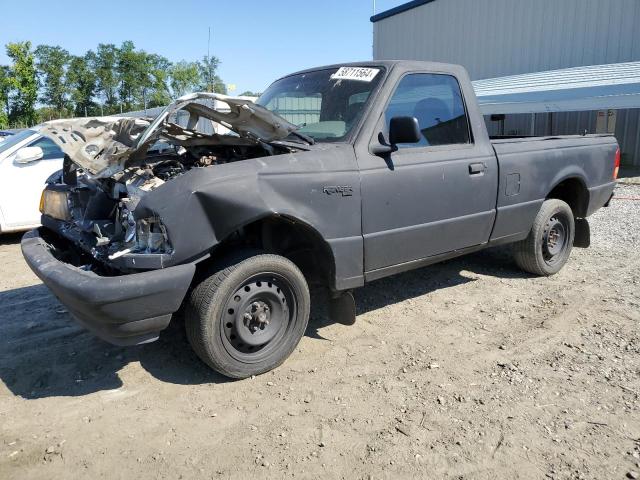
[1,185,639,480]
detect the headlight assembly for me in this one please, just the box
[39,189,71,221]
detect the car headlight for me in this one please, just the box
[39,189,71,221]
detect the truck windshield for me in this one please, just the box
[257,67,384,142]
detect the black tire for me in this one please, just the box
[513,199,575,276]
[185,251,310,379]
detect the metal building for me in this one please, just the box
[372,0,640,167]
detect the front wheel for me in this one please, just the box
[513,199,575,276]
[185,252,310,379]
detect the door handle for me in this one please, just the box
[469,162,486,175]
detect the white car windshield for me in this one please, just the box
[0,130,37,155]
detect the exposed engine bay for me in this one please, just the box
[38,93,303,272]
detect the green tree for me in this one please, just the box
[0,65,11,128]
[67,52,97,116]
[2,39,229,119]
[94,43,119,113]
[197,55,226,94]
[145,53,172,108]
[35,106,60,123]
[34,44,70,116]
[169,61,200,99]
[116,41,148,111]
[6,41,38,127]
[240,91,261,97]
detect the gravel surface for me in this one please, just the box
[591,184,640,249]
[0,185,638,480]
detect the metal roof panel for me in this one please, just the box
[370,0,438,23]
[473,61,640,114]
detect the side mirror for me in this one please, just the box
[371,116,422,157]
[14,146,44,164]
[389,116,421,145]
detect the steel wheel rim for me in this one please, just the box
[542,214,569,265]
[220,272,297,363]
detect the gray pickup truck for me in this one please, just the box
[22,61,619,378]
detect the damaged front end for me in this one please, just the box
[40,159,177,272]
[38,93,302,274]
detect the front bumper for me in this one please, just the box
[21,229,196,346]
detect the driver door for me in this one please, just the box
[358,72,498,276]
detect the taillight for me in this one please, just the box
[613,148,621,180]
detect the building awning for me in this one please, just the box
[473,62,640,115]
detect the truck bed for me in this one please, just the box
[487,133,618,244]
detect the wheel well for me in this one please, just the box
[546,178,589,218]
[209,215,336,289]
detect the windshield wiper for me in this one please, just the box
[288,131,315,145]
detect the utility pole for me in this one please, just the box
[207,26,213,92]
[143,88,147,115]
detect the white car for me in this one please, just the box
[0,128,64,233]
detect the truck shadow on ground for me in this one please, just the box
[0,232,24,245]
[0,246,530,400]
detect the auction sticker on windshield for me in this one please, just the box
[331,67,380,82]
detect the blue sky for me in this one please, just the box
[0,0,405,94]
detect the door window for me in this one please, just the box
[385,74,472,148]
[27,137,63,160]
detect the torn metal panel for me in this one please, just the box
[40,92,298,178]
[40,117,151,178]
[136,92,299,148]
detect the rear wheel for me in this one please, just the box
[513,199,575,276]
[185,252,310,379]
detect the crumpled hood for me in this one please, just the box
[40,116,152,177]
[138,92,298,147]
[39,92,298,178]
